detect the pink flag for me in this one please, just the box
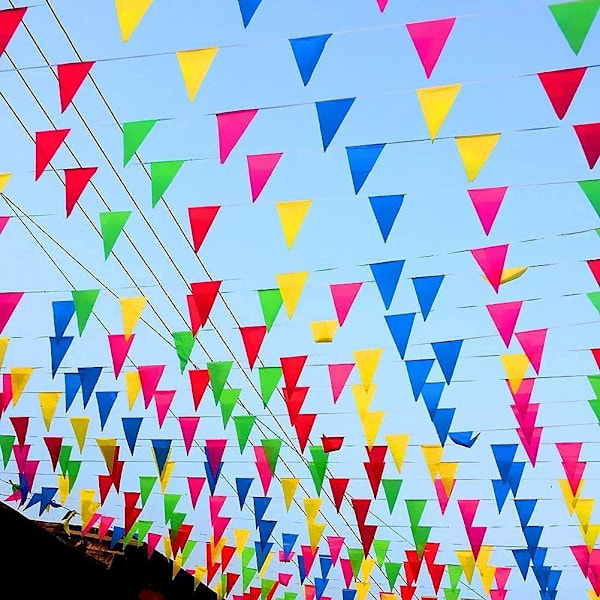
[0,292,23,334]
[511,403,539,431]
[254,445,273,494]
[517,426,542,466]
[376,0,390,11]
[556,441,583,465]
[146,532,161,558]
[108,334,134,378]
[515,329,547,374]
[406,17,456,78]
[486,300,523,347]
[0,216,9,235]
[458,499,479,529]
[470,244,508,293]
[138,365,165,408]
[98,515,115,541]
[206,439,227,474]
[328,363,354,403]
[434,478,450,514]
[468,187,507,235]
[179,416,200,454]
[187,476,205,508]
[154,390,175,427]
[466,526,486,560]
[507,377,535,408]
[247,153,282,202]
[217,109,258,163]
[327,535,345,565]
[330,282,362,326]
[82,512,101,536]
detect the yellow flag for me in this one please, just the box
[163,535,173,559]
[309,319,338,343]
[234,528,251,556]
[304,497,322,521]
[276,272,309,319]
[589,589,600,600]
[70,417,90,453]
[258,552,274,578]
[281,477,300,510]
[416,84,461,140]
[500,266,527,285]
[575,497,595,532]
[353,348,383,389]
[120,297,146,340]
[500,353,530,393]
[125,370,142,409]
[115,0,153,42]
[39,392,61,431]
[380,594,396,600]
[359,410,385,448]
[160,460,175,492]
[276,200,312,249]
[352,384,377,414]
[355,582,371,600]
[80,489,99,526]
[0,337,9,370]
[177,48,219,101]
[455,133,501,181]
[11,367,33,406]
[172,554,182,579]
[308,520,325,548]
[361,558,376,581]
[58,474,70,505]
[479,565,496,595]
[0,173,11,193]
[421,445,443,481]
[456,549,475,583]
[385,434,410,473]
[210,535,227,562]
[96,438,118,471]
[194,566,207,590]
[584,524,600,551]
[439,461,459,495]
[559,478,582,514]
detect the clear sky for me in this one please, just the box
[0,1,599,598]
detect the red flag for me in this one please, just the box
[186,294,202,335]
[9,415,28,446]
[283,386,309,425]
[57,61,94,112]
[321,435,344,452]
[352,498,371,524]
[191,281,221,327]
[364,461,385,496]
[188,206,220,252]
[574,123,600,169]
[98,474,113,504]
[280,355,307,389]
[538,67,586,120]
[329,478,349,511]
[587,259,600,286]
[43,436,62,471]
[0,8,26,56]
[189,369,209,410]
[293,412,316,452]
[240,325,267,369]
[36,129,69,180]
[592,348,600,369]
[64,167,97,216]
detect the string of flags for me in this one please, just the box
[0,1,599,600]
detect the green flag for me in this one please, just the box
[173,330,195,373]
[220,388,241,427]
[59,445,73,476]
[258,366,282,406]
[382,479,402,513]
[151,160,185,207]
[588,291,600,314]
[67,460,82,491]
[0,435,14,468]
[181,539,197,565]
[348,548,363,577]
[589,398,600,422]
[411,524,431,556]
[405,498,427,527]
[549,1,599,54]
[443,588,461,600]
[242,567,257,591]
[163,493,181,524]
[283,593,297,600]
[169,511,186,536]
[123,119,157,166]
[139,476,157,506]
[234,415,256,452]
[261,579,276,600]
[258,289,283,331]
[72,289,100,335]
[373,539,390,566]
[448,564,463,589]
[588,375,600,399]
[261,438,282,474]
[207,361,233,403]
[99,211,130,259]
[241,546,255,568]
[579,179,600,217]
[384,561,402,590]
[134,520,153,546]
[308,445,328,495]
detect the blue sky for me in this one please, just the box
[0,1,599,598]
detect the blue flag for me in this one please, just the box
[122,416,143,454]
[449,431,480,448]
[78,366,102,408]
[258,519,277,548]
[492,444,518,481]
[346,144,385,193]
[52,300,75,338]
[412,275,444,320]
[432,339,463,384]
[385,313,415,359]
[64,372,81,411]
[236,478,253,509]
[422,381,444,417]
[315,98,355,151]
[50,336,73,377]
[237,0,262,27]
[405,359,434,400]
[370,260,405,309]
[515,499,537,529]
[253,495,272,525]
[289,34,332,85]
[151,439,172,476]
[433,407,455,445]
[369,195,404,242]
[96,391,118,429]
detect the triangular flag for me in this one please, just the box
[258,366,282,406]
[549,1,599,54]
[455,134,501,181]
[151,160,184,207]
[412,275,444,320]
[406,18,456,78]
[177,47,219,101]
[57,61,94,112]
[35,129,69,180]
[123,119,157,166]
[386,313,416,360]
[471,244,509,293]
[276,200,312,249]
[276,272,309,319]
[247,153,283,202]
[574,123,600,169]
[234,416,256,453]
[238,0,263,27]
[154,390,175,428]
[115,0,153,42]
[52,301,75,338]
[0,8,26,56]
[72,289,100,335]
[370,260,405,309]
[281,478,300,510]
[580,179,600,217]
[50,337,73,376]
[416,84,461,140]
[538,67,587,119]
[108,334,134,377]
[139,365,165,407]
[330,283,362,326]
[121,297,146,340]
[328,363,354,403]
[173,331,195,373]
[70,417,89,453]
[289,34,332,85]
[369,195,404,242]
[515,329,547,374]
[207,361,232,402]
[100,211,130,258]
[0,292,23,334]
[122,416,143,454]
[258,289,283,332]
[178,416,199,455]
[217,109,258,163]
[315,98,355,151]
[188,206,220,252]
[0,337,8,370]
[468,187,507,235]
[432,340,463,384]
[486,301,523,347]
[96,391,118,430]
[240,326,267,369]
[501,354,531,393]
[346,144,385,194]
[191,281,221,327]
[39,392,61,431]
